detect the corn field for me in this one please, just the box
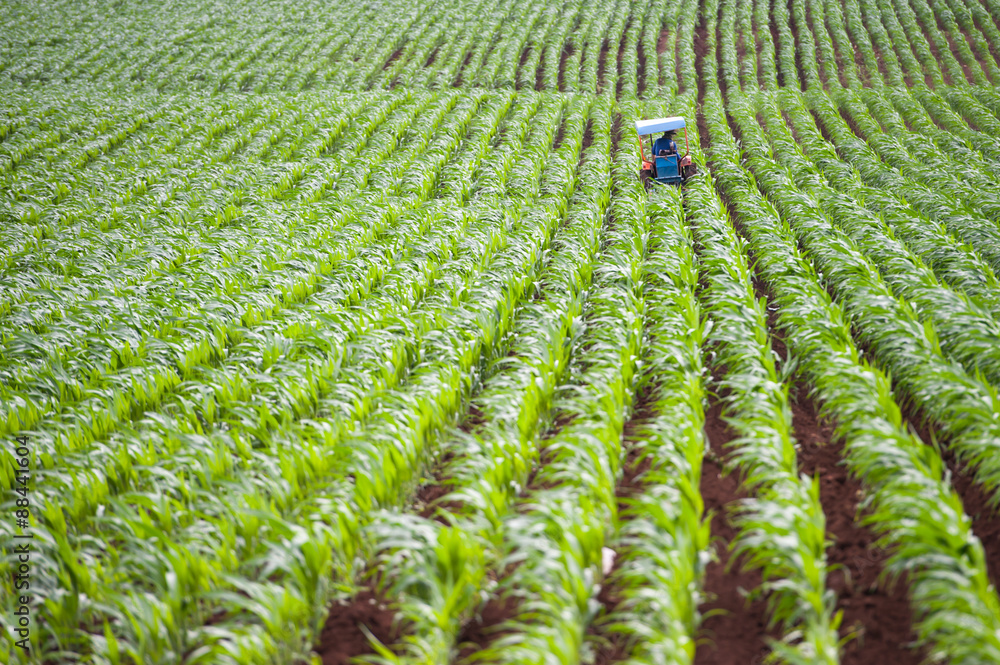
[3,0,1000,663]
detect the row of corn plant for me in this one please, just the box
[334,98,611,664]
[0,90,501,449]
[776,89,1000,318]
[837,89,1000,217]
[704,89,1000,664]
[458,99,650,665]
[750,91,1000,387]
[803,90,1000,273]
[733,0,758,91]
[688,167,840,663]
[588,146,709,664]
[3,92,584,660]
[0,93,370,332]
[727,92,1000,508]
[717,0,742,95]
[0,90,535,519]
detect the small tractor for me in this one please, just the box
[636,116,697,187]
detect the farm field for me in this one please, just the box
[3,0,1000,663]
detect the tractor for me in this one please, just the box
[636,116,697,187]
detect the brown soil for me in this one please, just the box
[716,0,728,99]
[637,38,647,96]
[790,393,925,665]
[787,0,808,90]
[552,114,567,151]
[829,16,851,88]
[854,37,872,88]
[695,400,776,665]
[768,0,784,86]
[597,38,610,93]
[802,0,828,89]
[751,11,766,90]
[424,45,441,69]
[455,594,519,660]
[588,450,652,664]
[615,12,635,99]
[315,590,399,665]
[453,48,475,87]
[695,0,711,152]
[914,13,952,86]
[581,118,594,152]
[592,562,630,664]
[782,110,802,143]
[676,20,686,94]
[946,456,1000,588]
[535,48,546,91]
[558,45,572,91]
[837,105,866,141]
[383,46,404,71]
[459,402,487,433]
[736,21,748,83]
[871,44,890,82]
[577,117,594,170]
[586,393,660,664]
[807,107,848,161]
[658,27,671,54]
[416,481,456,524]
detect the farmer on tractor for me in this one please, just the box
[652,130,678,158]
[635,117,697,187]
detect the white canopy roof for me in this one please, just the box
[634,116,686,135]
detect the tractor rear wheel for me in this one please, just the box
[640,168,653,190]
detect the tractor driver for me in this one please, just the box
[652,130,678,157]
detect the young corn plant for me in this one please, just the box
[593,173,710,665]
[704,90,1000,664]
[689,176,841,664]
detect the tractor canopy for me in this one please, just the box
[635,116,686,136]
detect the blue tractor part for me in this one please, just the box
[635,116,698,187]
[654,154,683,185]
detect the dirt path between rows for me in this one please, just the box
[789,389,925,665]
[695,400,776,665]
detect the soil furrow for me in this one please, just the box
[315,588,399,665]
[694,399,775,665]
[786,378,925,665]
